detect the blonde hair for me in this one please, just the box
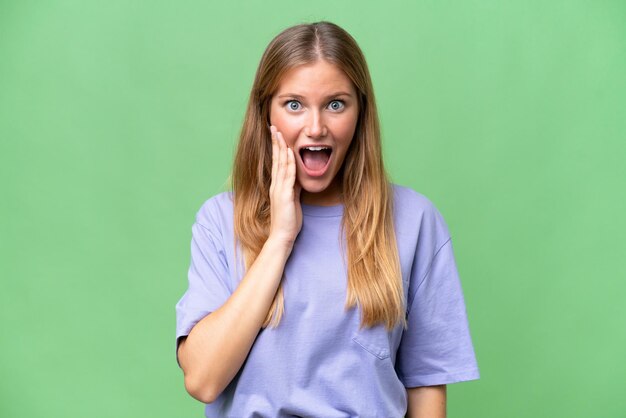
[232,21,405,330]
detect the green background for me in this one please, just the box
[1,0,625,417]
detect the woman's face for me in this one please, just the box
[269,60,359,206]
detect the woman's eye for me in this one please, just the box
[286,100,301,111]
[328,100,345,111]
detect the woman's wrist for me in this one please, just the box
[263,235,296,257]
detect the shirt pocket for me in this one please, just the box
[351,324,392,360]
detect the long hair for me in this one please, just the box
[232,21,405,330]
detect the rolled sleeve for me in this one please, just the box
[396,239,480,387]
[175,216,231,366]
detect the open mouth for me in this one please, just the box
[299,146,332,172]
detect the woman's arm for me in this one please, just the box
[177,128,302,403]
[406,385,447,418]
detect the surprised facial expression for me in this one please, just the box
[269,60,359,206]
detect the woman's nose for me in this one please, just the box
[304,110,328,138]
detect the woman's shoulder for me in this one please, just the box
[390,183,451,243]
[391,184,439,215]
[194,190,235,229]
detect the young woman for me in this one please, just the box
[175,21,479,417]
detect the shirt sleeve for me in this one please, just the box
[395,238,480,387]
[175,207,232,367]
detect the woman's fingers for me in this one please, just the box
[277,131,288,182]
[270,126,278,189]
[272,130,290,193]
[270,126,290,194]
[270,126,298,195]
[286,146,296,188]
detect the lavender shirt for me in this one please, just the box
[176,185,479,417]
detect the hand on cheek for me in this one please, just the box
[268,125,302,247]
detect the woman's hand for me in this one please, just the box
[268,125,302,247]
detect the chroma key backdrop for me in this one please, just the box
[1,1,625,417]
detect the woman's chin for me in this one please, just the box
[300,184,329,196]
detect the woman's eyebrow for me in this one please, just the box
[277,92,354,100]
